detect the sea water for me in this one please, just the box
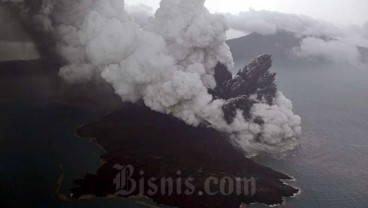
[235,60,368,208]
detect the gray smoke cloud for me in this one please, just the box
[0,40,39,61]
[3,0,301,155]
[224,9,368,66]
[293,37,363,66]
[224,9,345,37]
[0,3,39,61]
[112,6,368,66]
[364,22,368,38]
[125,3,153,28]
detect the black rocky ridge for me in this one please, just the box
[210,54,277,124]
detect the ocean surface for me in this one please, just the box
[234,60,368,208]
[1,60,368,207]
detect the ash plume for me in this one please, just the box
[3,0,301,155]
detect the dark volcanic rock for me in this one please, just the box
[221,96,255,124]
[211,54,277,124]
[71,104,298,207]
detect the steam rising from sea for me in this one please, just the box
[3,0,301,155]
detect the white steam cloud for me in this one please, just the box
[224,9,345,37]
[224,9,368,66]
[4,0,301,155]
[125,4,153,28]
[293,37,363,66]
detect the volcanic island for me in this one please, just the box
[68,55,299,208]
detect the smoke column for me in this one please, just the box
[3,0,301,155]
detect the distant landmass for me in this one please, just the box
[226,31,368,65]
[226,31,301,63]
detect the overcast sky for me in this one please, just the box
[1,0,367,62]
[126,0,368,26]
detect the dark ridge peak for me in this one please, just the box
[238,54,273,78]
[211,54,276,124]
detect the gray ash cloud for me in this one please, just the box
[2,0,301,155]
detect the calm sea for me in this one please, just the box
[234,60,368,208]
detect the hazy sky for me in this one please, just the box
[126,0,368,26]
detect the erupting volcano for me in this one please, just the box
[2,0,302,207]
